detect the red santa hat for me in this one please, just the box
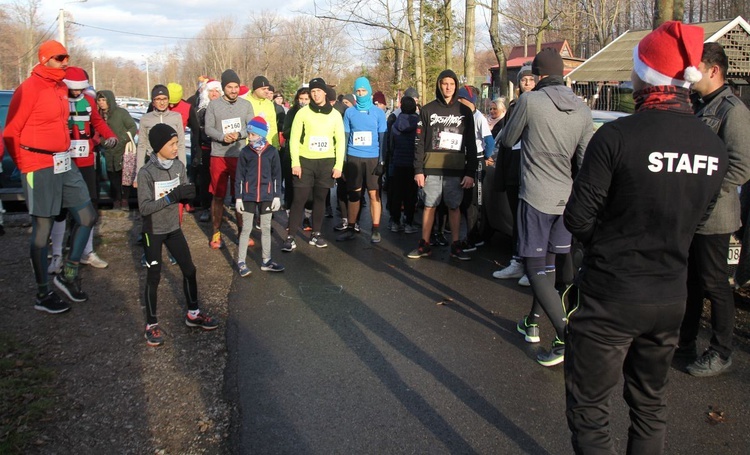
[63,66,90,90]
[633,21,704,88]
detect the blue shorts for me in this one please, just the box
[22,165,91,218]
[423,175,463,209]
[517,200,571,257]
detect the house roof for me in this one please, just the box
[567,16,750,82]
[507,40,572,60]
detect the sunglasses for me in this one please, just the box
[51,55,70,62]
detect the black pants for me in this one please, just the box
[107,170,130,202]
[279,147,294,209]
[565,292,684,455]
[389,166,417,225]
[142,229,198,325]
[197,148,212,209]
[680,233,735,358]
[506,184,520,256]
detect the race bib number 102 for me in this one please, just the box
[308,136,331,152]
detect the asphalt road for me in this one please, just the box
[226,208,750,454]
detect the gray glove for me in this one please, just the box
[103,137,118,148]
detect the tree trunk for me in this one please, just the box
[444,0,452,69]
[488,0,508,96]
[653,0,674,28]
[464,0,476,86]
[407,0,426,101]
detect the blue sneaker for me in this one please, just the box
[238,262,252,277]
[261,260,285,272]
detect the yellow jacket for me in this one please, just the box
[243,92,279,148]
[289,105,345,170]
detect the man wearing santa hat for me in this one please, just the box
[3,41,100,314]
[563,22,728,453]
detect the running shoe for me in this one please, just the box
[34,291,70,314]
[450,241,471,261]
[48,255,63,275]
[516,316,541,343]
[185,312,219,330]
[260,260,285,272]
[81,252,109,269]
[54,274,88,302]
[281,236,297,252]
[407,239,432,259]
[145,324,163,346]
[209,232,225,249]
[493,259,525,279]
[238,262,252,277]
[309,232,328,248]
[537,337,565,367]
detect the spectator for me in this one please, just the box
[97,89,137,211]
[677,42,750,377]
[387,95,420,234]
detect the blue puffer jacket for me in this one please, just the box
[234,143,282,202]
[390,112,419,168]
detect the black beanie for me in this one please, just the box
[151,84,169,100]
[252,75,270,91]
[149,123,178,154]
[308,77,327,92]
[325,86,336,102]
[221,69,241,90]
[400,96,417,115]
[532,48,564,76]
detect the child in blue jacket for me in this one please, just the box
[235,117,284,276]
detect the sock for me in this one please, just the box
[37,283,49,298]
[188,309,200,318]
[63,261,79,282]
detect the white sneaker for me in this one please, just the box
[492,259,525,279]
[48,254,63,274]
[518,274,530,287]
[81,251,108,268]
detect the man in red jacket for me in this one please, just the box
[3,41,99,314]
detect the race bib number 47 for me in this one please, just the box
[68,140,90,158]
[222,117,242,134]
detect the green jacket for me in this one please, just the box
[97,90,137,172]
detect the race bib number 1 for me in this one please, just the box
[439,132,462,151]
[155,176,180,200]
[53,152,71,174]
[308,136,330,152]
[68,140,90,158]
[222,117,242,134]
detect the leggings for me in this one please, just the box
[389,166,417,225]
[31,202,97,291]
[142,229,198,325]
[289,186,329,234]
[238,210,272,264]
[525,253,566,340]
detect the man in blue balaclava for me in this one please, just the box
[337,76,388,244]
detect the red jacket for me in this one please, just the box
[170,100,191,129]
[3,65,70,173]
[68,94,116,168]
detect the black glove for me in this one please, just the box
[372,161,384,176]
[177,184,196,203]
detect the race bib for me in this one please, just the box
[68,140,90,158]
[154,176,180,200]
[439,132,462,151]
[222,117,242,134]
[53,152,71,174]
[352,131,372,147]
[308,136,331,152]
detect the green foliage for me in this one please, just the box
[280,76,302,100]
[0,335,57,454]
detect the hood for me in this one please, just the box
[393,112,418,134]
[353,76,373,110]
[97,90,117,110]
[435,69,459,106]
[540,85,584,113]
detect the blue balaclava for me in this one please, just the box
[353,76,373,111]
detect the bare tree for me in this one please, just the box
[465,0,476,84]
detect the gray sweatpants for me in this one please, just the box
[238,211,272,265]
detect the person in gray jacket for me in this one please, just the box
[138,123,218,347]
[499,48,593,367]
[204,69,254,249]
[677,42,750,376]
[134,85,185,178]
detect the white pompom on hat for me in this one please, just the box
[63,67,89,90]
[633,20,705,88]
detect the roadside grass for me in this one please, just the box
[0,334,57,454]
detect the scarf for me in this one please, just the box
[634,85,693,114]
[33,64,66,82]
[308,100,333,115]
[250,137,267,150]
[152,153,174,170]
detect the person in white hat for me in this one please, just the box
[563,21,729,453]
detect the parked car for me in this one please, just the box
[0,90,19,190]
[480,109,630,239]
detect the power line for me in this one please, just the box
[70,21,325,41]
[17,17,59,61]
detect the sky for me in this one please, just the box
[37,0,317,63]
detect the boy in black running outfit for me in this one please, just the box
[137,123,219,346]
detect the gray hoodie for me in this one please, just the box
[137,154,188,235]
[500,84,593,215]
